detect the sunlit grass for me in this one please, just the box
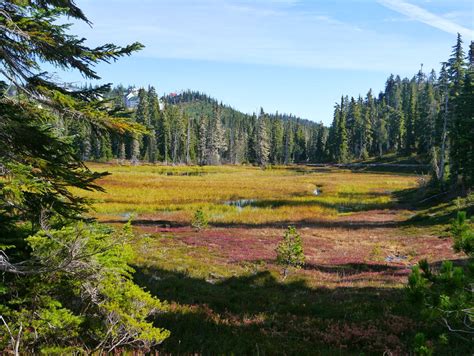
[76,163,419,225]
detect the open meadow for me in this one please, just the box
[80,163,462,354]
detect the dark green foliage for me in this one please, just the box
[6,20,471,180]
[0,100,107,224]
[0,222,170,353]
[275,226,305,277]
[327,35,473,188]
[448,34,467,184]
[413,333,433,356]
[452,211,474,255]
[256,109,270,167]
[407,211,474,353]
[191,207,208,231]
[0,0,169,353]
[67,88,327,165]
[451,54,474,187]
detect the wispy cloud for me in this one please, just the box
[378,0,474,39]
[71,0,456,72]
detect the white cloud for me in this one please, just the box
[378,0,474,39]
[70,0,454,72]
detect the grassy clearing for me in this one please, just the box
[79,163,464,354]
[79,163,418,225]
[397,186,474,238]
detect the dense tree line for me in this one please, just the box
[72,88,328,166]
[70,35,472,188]
[328,34,473,187]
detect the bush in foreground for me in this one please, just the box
[408,211,474,353]
[0,222,169,354]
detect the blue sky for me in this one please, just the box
[57,0,473,125]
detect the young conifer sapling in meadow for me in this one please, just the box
[276,226,305,278]
[192,207,208,230]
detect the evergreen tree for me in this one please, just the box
[270,118,284,164]
[448,34,467,183]
[283,120,293,164]
[452,41,473,187]
[327,105,339,161]
[388,107,405,152]
[315,124,327,161]
[361,90,374,159]
[136,88,150,126]
[160,103,172,164]
[168,106,185,164]
[185,114,192,164]
[348,97,363,157]
[0,1,168,353]
[147,86,161,162]
[247,115,258,164]
[198,114,208,165]
[432,63,450,184]
[405,80,418,153]
[417,82,438,155]
[336,97,349,162]
[293,123,308,162]
[374,100,389,156]
[206,105,226,165]
[135,88,149,160]
[227,115,236,164]
[256,109,270,167]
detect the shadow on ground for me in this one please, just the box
[134,266,417,355]
[394,187,474,230]
[248,196,398,213]
[101,219,187,227]
[210,218,400,229]
[103,217,401,230]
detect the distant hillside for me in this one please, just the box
[162,90,252,129]
[67,87,328,165]
[162,90,322,131]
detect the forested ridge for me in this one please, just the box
[69,87,327,166]
[67,35,473,188]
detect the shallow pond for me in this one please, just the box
[224,199,257,211]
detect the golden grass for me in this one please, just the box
[76,163,419,225]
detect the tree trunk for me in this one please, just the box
[438,88,449,185]
[185,117,191,165]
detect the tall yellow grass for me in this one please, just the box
[74,163,419,225]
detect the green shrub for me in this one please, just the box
[407,211,474,353]
[0,222,170,353]
[192,208,208,230]
[275,226,305,278]
[452,211,474,255]
[413,333,433,356]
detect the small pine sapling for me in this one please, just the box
[192,208,208,230]
[275,226,305,278]
[407,211,474,352]
[451,211,474,255]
